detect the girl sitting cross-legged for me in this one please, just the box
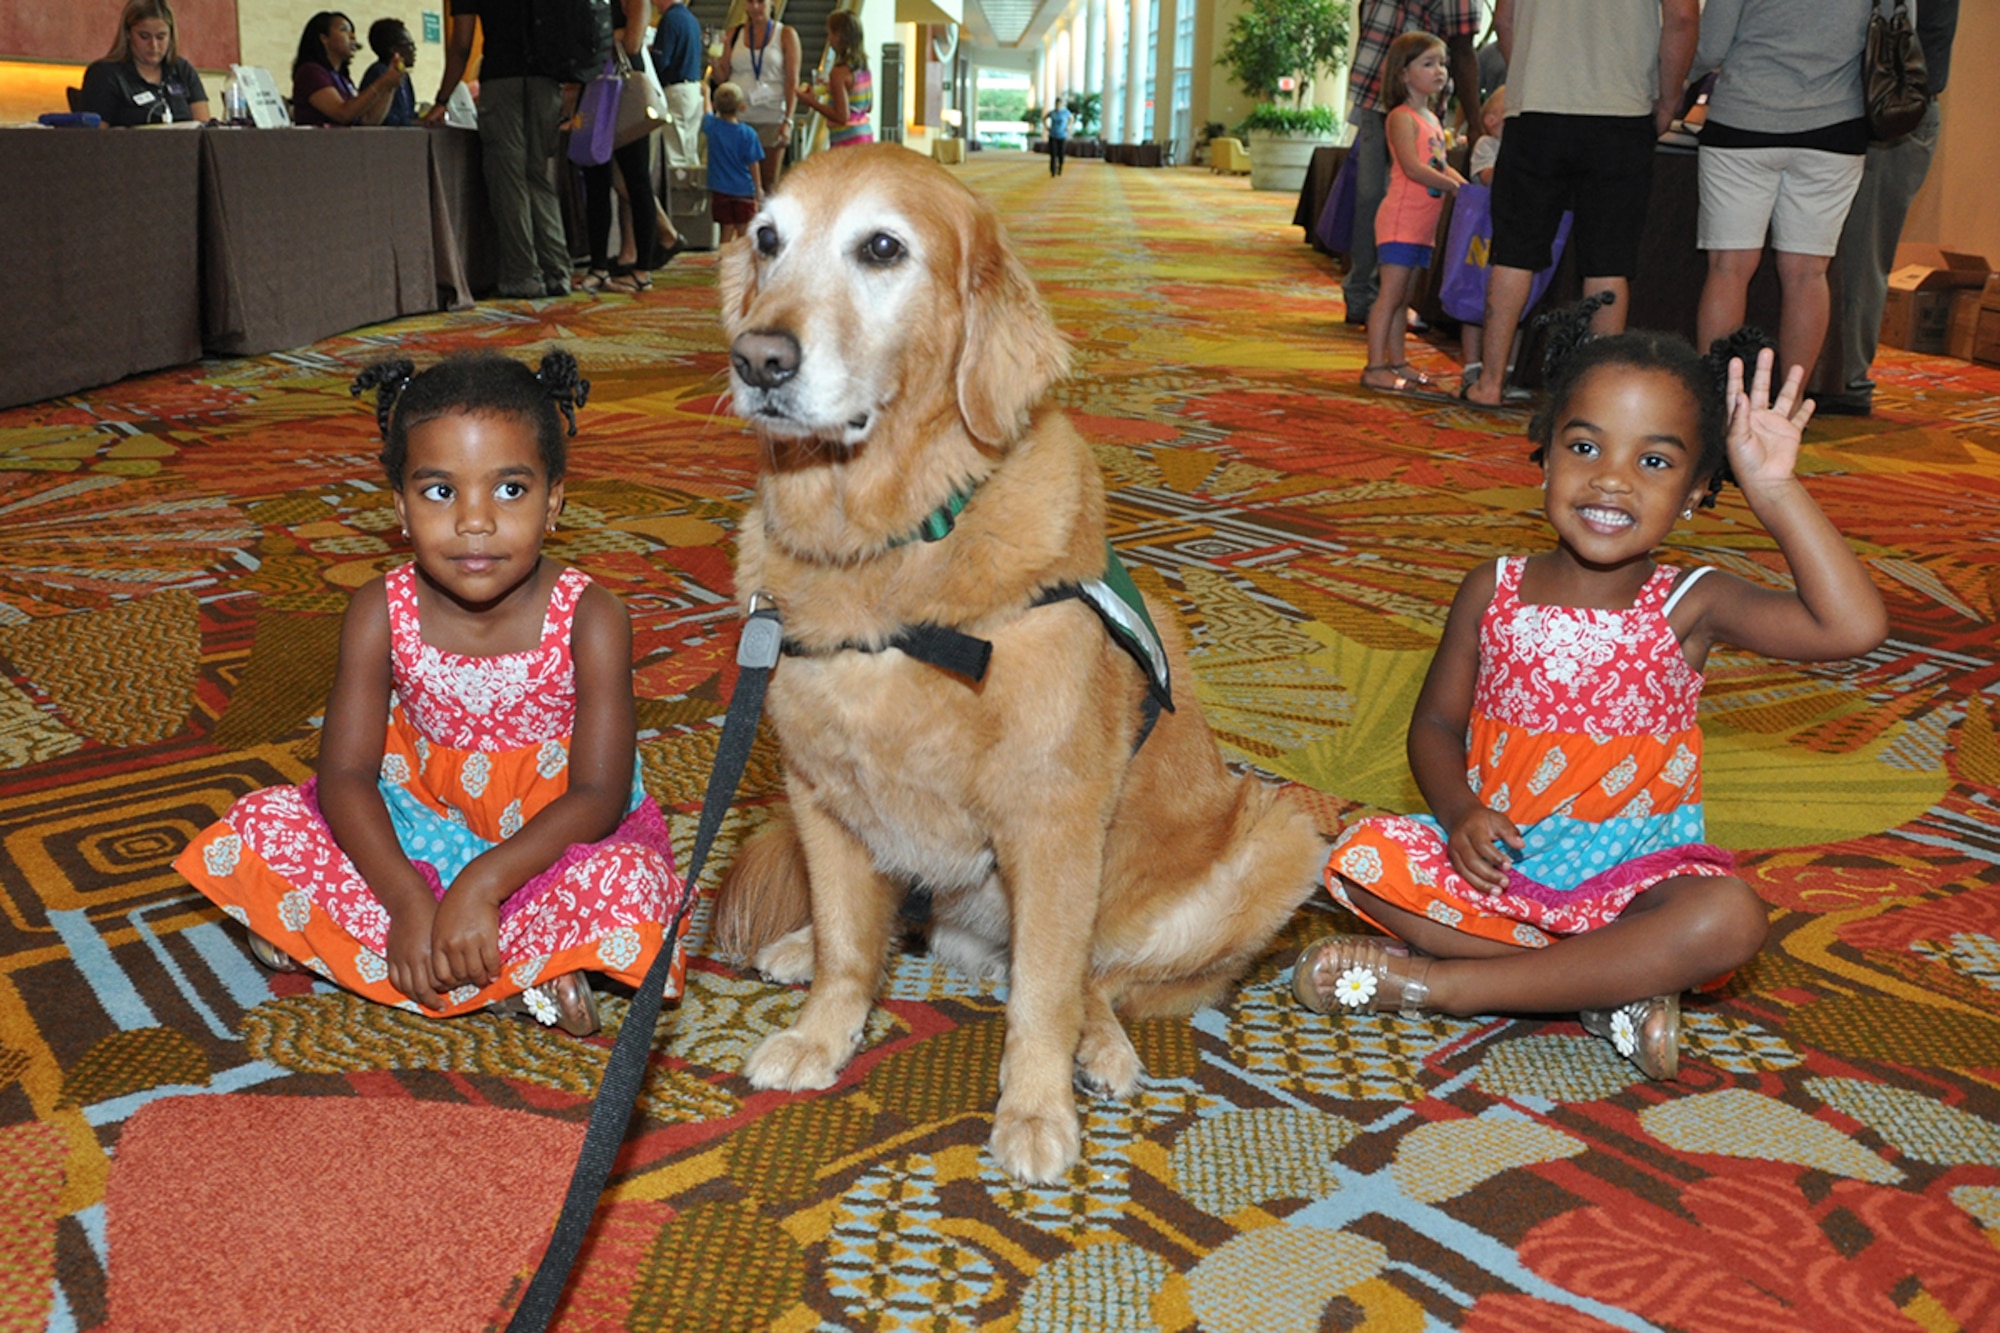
[176,350,689,1036]
[1297,331,1887,1078]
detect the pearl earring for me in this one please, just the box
[1681,508,1693,520]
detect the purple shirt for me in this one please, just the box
[291,63,357,126]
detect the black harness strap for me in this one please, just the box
[782,621,992,683]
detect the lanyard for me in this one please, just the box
[749,20,771,81]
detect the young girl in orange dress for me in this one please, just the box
[1298,334,1887,1079]
[1361,31,1465,396]
[175,351,689,1036]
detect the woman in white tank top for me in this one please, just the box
[716,0,799,191]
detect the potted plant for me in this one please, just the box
[1220,0,1350,192]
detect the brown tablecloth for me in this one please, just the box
[0,128,205,410]
[199,128,438,356]
[427,125,495,306]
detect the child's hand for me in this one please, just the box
[1447,806,1523,895]
[386,898,444,1009]
[431,884,502,991]
[1726,348,1814,493]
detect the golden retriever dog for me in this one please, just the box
[712,144,1326,1183]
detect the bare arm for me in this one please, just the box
[316,581,446,1007]
[309,59,404,126]
[1387,107,1462,193]
[1447,32,1482,151]
[428,584,639,986]
[781,24,801,121]
[1494,0,1515,66]
[796,63,850,123]
[619,1,648,58]
[425,14,477,120]
[1407,563,1522,894]
[1673,352,1890,667]
[1657,0,1701,133]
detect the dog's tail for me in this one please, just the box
[710,808,814,959]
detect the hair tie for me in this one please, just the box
[534,350,591,438]
[351,359,416,439]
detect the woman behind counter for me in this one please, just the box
[79,0,211,126]
[292,10,406,127]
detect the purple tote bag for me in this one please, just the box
[567,61,621,167]
[1436,183,1573,324]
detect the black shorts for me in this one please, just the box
[1489,113,1657,278]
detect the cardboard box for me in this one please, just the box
[1975,306,2000,369]
[1882,249,1992,354]
[1947,291,1981,361]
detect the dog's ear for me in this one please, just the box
[716,234,756,330]
[955,201,1070,446]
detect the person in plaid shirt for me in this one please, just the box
[1343,0,1485,326]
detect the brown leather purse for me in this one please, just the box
[1864,0,1929,141]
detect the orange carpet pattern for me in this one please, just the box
[1,151,1998,1331]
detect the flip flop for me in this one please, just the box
[1456,382,1527,413]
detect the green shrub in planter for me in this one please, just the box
[1236,104,1340,138]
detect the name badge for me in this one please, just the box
[133,90,157,105]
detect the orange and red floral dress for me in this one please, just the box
[176,563,689,1015]
[1327,557,1734,949]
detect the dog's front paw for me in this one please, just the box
[742,1026,850,1092]
[989,1099,1082,1184]
[753,925,815,985]
[1074,1024,1143,1101]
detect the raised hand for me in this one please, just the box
[1447,805,1524,895]
[1726,348,1814,493]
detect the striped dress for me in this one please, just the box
[828,67,874,148]
[1326,557,1734,948]
[176,563,690,1014]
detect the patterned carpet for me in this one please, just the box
[3,150,1999,1332]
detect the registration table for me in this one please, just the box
[200,129,438,356]
[0,128,206,410]
[1,124,496,411]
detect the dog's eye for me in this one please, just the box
[860,232,905,266]
[755,224,780,256]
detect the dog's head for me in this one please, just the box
[718,145,1070,459]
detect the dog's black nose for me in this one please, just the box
[731,330,801,389]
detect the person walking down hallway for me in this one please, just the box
[430,0,582,298]
[1046,100,1074,176]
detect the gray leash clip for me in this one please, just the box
[739,593,783,670]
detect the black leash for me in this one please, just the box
[507,599,784,1333]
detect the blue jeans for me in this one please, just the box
[1340,107,1388,320]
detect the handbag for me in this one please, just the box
[615,46,669,148]
[1436,183,1573,325]
[1864,0,1928,142]
[566,59,621,166]
[1314,149,1358,256]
